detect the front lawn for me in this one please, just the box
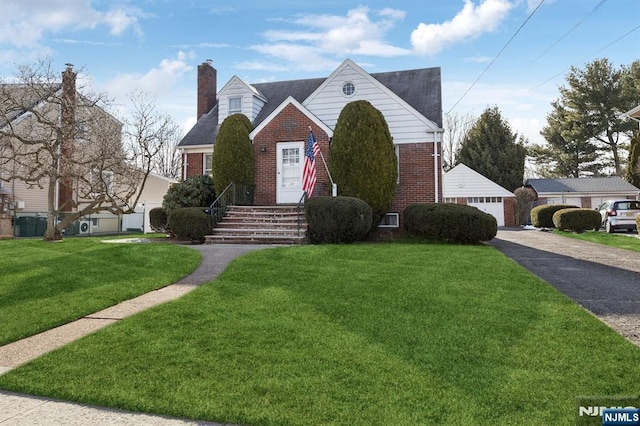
[554,229,640,252]
[0,238,201,345]
[0,243,638,425]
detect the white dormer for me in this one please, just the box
[217,76,267,123]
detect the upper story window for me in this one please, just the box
[342,82,355,97]
[229,97,242,114]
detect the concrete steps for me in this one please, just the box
[205,205,307,245]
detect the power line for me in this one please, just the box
[530,0,608,65]
[527,24,640,93]
[446,0,545,115]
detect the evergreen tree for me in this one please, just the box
[626,134,640,188]
[456,106,526,192]
[549,58,639,176]
[329,100,397,223]
[211,114,254,196]
[529,101,601,177]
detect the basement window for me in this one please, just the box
[378,213,399,228]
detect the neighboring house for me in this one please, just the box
[622,104,640,125]
[525,177,640,208]
[178,58,444,229]
[122,172,178,234]
[0,65,167,237]
[443,163,516,227]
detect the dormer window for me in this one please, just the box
[342,82,355,97]
[229,97,242,114]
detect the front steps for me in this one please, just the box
[205,205,307,245]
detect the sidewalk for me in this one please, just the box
[0,242,266,425]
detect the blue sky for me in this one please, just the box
[1,0,638,146]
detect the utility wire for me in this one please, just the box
[527,24,640,93]
[446,0,545,115]
[530,0,608,65]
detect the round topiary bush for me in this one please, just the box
[305,196,373,244]
[167,207,212,243]
[403,203,497,243]
[530,204,579,228]
[552,208,602,233]
[149,207,168,233]
[162,175,216,212]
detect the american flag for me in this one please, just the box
[302,130,320,196]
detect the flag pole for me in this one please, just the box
[309,126,337,197]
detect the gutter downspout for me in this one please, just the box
[432,130,443,203]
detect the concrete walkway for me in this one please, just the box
[0,242,266,425]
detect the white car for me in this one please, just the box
[597,200,640,233]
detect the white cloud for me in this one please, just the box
[0,0,144,47]
[104,51,193,101]
[411,0,513,56]
[250,6,411,72]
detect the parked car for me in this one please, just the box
[597,200,640,233]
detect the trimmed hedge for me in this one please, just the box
[403,203,497,243]
[149,207,168,233]
[167,207,212,243]
[305,196,372,244]
[552,208,602,233]
[530,204,579,228]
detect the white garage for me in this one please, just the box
[443,164,515,227]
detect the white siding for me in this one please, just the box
[304,62,439,144]
[443,164,514,198]
[218,77,265,123]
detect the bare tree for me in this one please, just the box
[124,90,182,180]
[0,59,160,240]
[442,111,475,171]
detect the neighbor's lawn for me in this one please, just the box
[0,237,201,345]
[555,229,640,252]
[0,243,639,425]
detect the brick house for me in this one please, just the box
[178,58,444,230]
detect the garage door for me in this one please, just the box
[468,201,505,226]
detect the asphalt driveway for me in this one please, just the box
[489,228,640,345]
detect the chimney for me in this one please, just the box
[59,63,77,212]
[197,59,217,120]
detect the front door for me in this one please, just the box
[276,142,304,204]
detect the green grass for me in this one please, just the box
[0,243,638,425]
[554,229,640,252]
[0,237,201,345]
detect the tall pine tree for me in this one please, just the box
[456,106,526,192]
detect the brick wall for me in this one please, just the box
[252,104,331,205]
[503,197,516,227]
[389,143,442,229]
[185,153,204,178]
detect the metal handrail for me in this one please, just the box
[207,182,235,228]
[296,191,307,236]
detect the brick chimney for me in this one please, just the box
[197,59,217,120]
[59,63,76,212]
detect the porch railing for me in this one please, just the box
[206,183,254,228]
[296,191,307,236]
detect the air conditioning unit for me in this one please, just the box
[79,220,91,235]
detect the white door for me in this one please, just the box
[276,142,304,204]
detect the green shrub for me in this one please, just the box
[149,207,168,233]
[329,100,397,224]
[167,207,212,243]
[403,203,497,243]
[552,208,602,233]
[530,204,578,228]
[162,175,216,212]
[212,114,254,201]
[305,196,373,244]
[637,214,640,231]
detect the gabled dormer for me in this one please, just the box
[217,76,268,124]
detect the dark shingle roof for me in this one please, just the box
[178,65,442,147]
[526,177,640,194]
